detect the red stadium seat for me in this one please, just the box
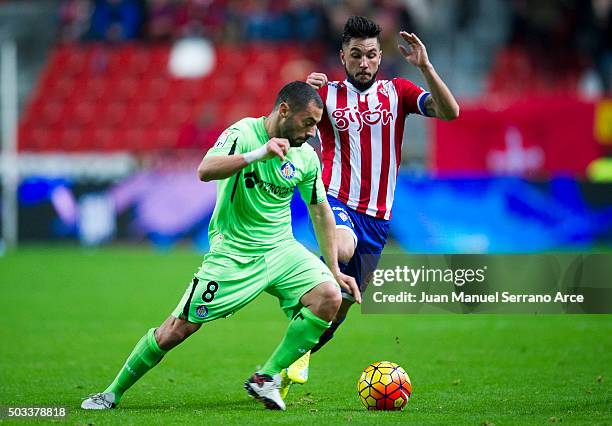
[157,127,177,149]
[142,77,171,101]
[77,126,96,150]
[39,102,65,127]
[149,46,170,72]
[18,43,326,152]
[113,77,140,101]
[162,101,194,127]
[18,125,34,150]
[44,77,76,101]
[104,126,132,151]
[25,126,52,151]
[72,102,97,127]
[62,127,83,151]
[104,102,129,127]
[487,46,581,97]
[216,48,248,70]
[43,126,68,151]
[54,48,88,77]
[125,126,149,151]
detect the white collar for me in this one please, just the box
[344,79,379,96]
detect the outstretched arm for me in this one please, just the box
[398,31,460,121]
[197,138,289,181]
[308,201,362,304]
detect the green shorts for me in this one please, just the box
[171,240,337,323]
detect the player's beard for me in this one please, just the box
[346,66,378,92]
[287,137,305,147]
[280,120,306,147]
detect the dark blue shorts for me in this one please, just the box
[324,195,390,300]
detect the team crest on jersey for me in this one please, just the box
[280,161,296,179]
[195,305,209,318]
[332,206,354,227]
[378,82,389,98]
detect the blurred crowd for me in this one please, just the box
[57,0,611,95]
[57,0,421,78]
[507,0,611,94]
[58,0,412,46]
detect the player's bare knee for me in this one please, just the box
[317,282,342,321]
[337,230,356,264]
[337,244,355,264]
[327,286,342,310]
[300,281,341,320]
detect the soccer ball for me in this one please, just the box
[357,361,412,410]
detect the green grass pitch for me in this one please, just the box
[1,246,610,425]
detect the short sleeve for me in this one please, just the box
[393,77,431,117]
[297,152,326,205]
[204,129,243,158]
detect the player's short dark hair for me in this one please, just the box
[274,81,323,112]
[342,16,381,47]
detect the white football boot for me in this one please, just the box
[81,392,116,410]
[244,373,286,411]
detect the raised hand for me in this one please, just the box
[306,72,328,90]
[333,271,362,304]
[398,31,431,69]
[265,138,290,161]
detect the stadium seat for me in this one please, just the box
[72,102,97,127]
[97,102,128,127]
[18,43,326,152]
[487,46,581,97]
[39,102,64,127]
[23,126,45,151]
[114,77,140,101]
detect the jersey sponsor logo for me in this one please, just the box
[331,103,393,132]
[244,171,259,188]
[244,171,293,197]
[280,161,296,179]
[195,305,209,318]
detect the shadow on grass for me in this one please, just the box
[118,399,264,411]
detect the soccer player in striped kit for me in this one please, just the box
[281,16,459,396]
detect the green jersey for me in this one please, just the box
[205,116,326,255]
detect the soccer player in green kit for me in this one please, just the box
[81,81,360,411]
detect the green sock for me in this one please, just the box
[260,307,330,376]
[103,328,167,404]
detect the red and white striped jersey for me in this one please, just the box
[317,78,430,220]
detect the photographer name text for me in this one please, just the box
[371,291,584,304]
